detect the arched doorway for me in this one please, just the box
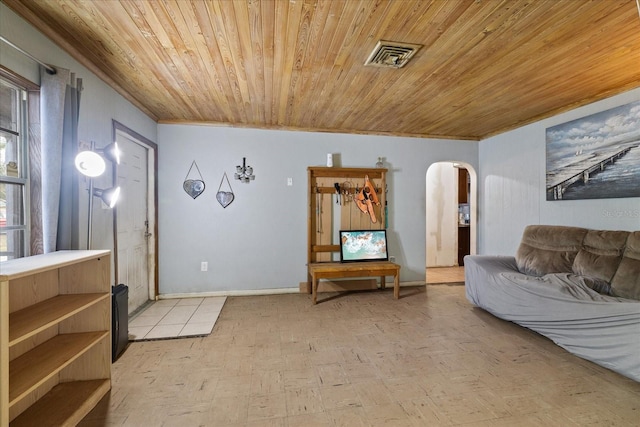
[425,161,477,283]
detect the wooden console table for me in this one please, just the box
[308,261,401,304]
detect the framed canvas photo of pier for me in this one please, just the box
[339,230,388,263]
[546,100,640,201]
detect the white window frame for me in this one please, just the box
[0,75,30,260]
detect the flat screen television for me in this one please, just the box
[339,229,388,263]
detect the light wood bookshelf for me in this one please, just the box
[0,250,111,426]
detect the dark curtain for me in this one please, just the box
[39,66,82,252]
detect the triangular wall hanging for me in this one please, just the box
[216,172,235,208]
[183,160,205,199]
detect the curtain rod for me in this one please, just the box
[0,35,57,74]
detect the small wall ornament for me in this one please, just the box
[183,160,206,199]
[234,157,255,183]
[216,172,235,208]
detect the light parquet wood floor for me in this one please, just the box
[80,285,640,426]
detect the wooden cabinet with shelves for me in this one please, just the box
[458,168,469,204]
[458,226,470,266]
[307,167,387,265]
[306,167,400,302]
[1,250,111,426]
[457,168,471,265]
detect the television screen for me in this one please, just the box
[339,230,388,262]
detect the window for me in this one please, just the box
[0,76,29,260]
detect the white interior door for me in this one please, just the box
[425,162,458,267]
[116,132,152,314]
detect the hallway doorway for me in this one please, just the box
[425,162,477,283]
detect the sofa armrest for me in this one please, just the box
[464,255,518,307]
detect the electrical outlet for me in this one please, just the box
[201,261,208,271]
[389,256,396,263]
[287,177,293,186]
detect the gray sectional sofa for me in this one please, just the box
[465,225,640,381]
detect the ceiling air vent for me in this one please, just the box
[364,40,422,68]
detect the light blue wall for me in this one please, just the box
[479,88,640,255]
[5,1,639,294]
[0,3,157,260]
[157,125,478,294]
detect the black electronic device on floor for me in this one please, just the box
[112,284,129,362]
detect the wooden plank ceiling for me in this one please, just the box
[5,0,640,140]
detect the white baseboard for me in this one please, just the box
[401,281,426,287]
[159,287,300,299]
[159,281,425,300]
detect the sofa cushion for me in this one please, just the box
[516,225,588,276]
[572,229,628,283]
[610,231,640,301]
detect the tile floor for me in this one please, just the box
[128,296,226,341]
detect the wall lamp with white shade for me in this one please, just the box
[93,186,121,209]
[75,141,122,248]
[75,141,120,177]
[74,150,106,177]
